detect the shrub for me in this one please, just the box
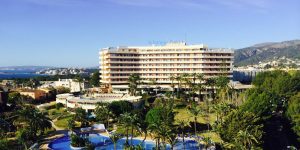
[0,139,9,150]
[216,110,263,147]
[70,134,87,147]
[56,103,64,110]
[44,104,56,110]
[108,101,134,117]
[286,93,300,139]
[51,111,57,116]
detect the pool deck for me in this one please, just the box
[39,130,68,150]
[43,129,198,150]
[101,131,196,142]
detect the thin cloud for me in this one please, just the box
[18,0,271,13]
[106,0,270,12]
[210,0,269,9]
[106,0,212,9]
[18,0,88,6]
[105,0,164,7]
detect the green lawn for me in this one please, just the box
[48,108,67,120]
[54,115,73,129]
[174,104,222,143]
[115,125,140,137]
[200,131,223,144]
[174,107,217,124]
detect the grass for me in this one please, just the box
[48,108,67,120]
[174,106,217,124]
[174,102,222,143]
[115,125,140,137]
[200,131,223,144]
[54,114,73,129]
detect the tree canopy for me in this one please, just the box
[89,71,100,87]
[108,101,134,117]
[217,110,263,149]
[286,92,300,139]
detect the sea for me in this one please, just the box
[0,70,48,79]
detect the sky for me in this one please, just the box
[0,0,299,67]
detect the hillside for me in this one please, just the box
[0,66,53,72]
[234,40,300,66]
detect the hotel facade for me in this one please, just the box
[99,42,234,92]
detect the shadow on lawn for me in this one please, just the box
[177,122,212,135]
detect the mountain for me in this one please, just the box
[0,66,53,72]
[234,40,300,66]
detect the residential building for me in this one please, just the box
[19,89,47,100]
[39,88,56,99]
[39,79,89,93]
[56,93,141,112]
[99,42,234,92]
[54,79,88,93]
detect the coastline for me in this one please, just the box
[0,72,48,79]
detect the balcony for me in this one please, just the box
[139,55,233,59]
[139,60,232,64]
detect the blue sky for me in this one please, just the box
[0,0,299,67]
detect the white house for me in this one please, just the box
[56,93,142,112]
[54,79,88,92]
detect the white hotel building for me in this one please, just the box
[99,42,234,92]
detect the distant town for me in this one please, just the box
[36,68,90,76]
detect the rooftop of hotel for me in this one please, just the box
[101,42,234,53]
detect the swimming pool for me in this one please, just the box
[48,134,199,150]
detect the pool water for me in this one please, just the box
[48,134,199,150]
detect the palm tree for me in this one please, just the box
[189,73,198,102]
[16,128,34,150]
[160,125,175,150]
[95,102,112,130]
[14,106,51,150]
[234,129,258,150]
[202,137,214,149]
[74,76,84,92]
[212,103,222,123]
[0,118,10,137]
[195,73,204,102]
[169,75,176,98]
[128,74,141,96]
[129,114,139,146]
[175,75,182,98]
[150,79,159,95]
[73,107,88,127]
[190,73,197,86]
[120,112,132,145]
[148,120,169,150]
[109,133,122,150]
[166,132,178,150]
[137,120,148,143]
[35,111,52,135]
[188,103,202,135]
[148,121,160,150]
[15,106,51,137]
[205,78,216,101]
[67,118,75,135]
[184,78,192,101]
[177,120,190,150]
[203,96,211,131]
[213,102,231,124]
[215,75,230,102]
[157,125,171,150]
[134,144,144,150]
[181,73,190,93]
